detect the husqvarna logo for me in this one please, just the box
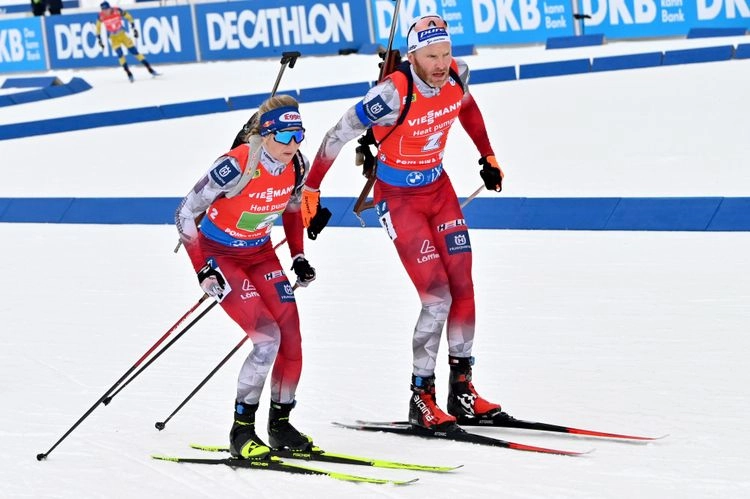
[446,230,471,255]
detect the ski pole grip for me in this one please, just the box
[281,51,301,68]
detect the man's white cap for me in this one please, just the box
[406,16,451,54]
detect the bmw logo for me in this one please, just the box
[406,171,425,185]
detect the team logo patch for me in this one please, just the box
[274,281,296,303]
[210,159,240,187]
[363,95,392,122]
[406,171,425,186]
[264,270,285,281]
[280,111,302,123]
[418,27,448,43]
[437,219,466,232]
[376,201,397,240]
[240,279,260,301]
[417,239,439,264]
[445,230,471,255]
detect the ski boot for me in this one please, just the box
[122,63,134,83]
[267,401,313,451]
[229,401,271,459]
[408,374,457,431]
[143,60,160,77]
[447,356,507,424]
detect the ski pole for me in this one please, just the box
[155,335,249,430]
[461,184,485,209]
[102,299,219,405]
[153,277,304,429]
[36,294,210,461]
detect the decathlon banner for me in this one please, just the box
[0,17,47,73]
[369,0,575,48]
[45,6,197,70]
[193,0,370,61]
[577,0,750,39]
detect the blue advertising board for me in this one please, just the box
[193,0,371,61]
[45,5,197,69]
[369,0,575,48]
[576,0,750,39]
[0,17,47,73]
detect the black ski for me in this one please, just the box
[189,443,460,472]
[151,454,417,484]
[359,413,666,441]
[333,421,591,456]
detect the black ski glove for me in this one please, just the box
[291,256,316,287]
[479,155,503,192]
[133,28,139,39]
[98,37,104,49]
[307,207,331,241]
[197,261,226,298]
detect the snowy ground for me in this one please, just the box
[2,36,750,498]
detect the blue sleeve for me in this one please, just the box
[355,94,393,126]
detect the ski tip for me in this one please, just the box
[151,454,178,462]
[567,428,669,441]
[189,442,225,451]
[396,478,420,485]
[650,433,670,441]
[331,421,358,429]
[508,443,595,457]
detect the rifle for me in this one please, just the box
[352,0,403,226]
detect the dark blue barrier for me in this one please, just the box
[513,197,620,230]
[228,92,296,111]
[160,98,230,119]
[1,198,75,223]
[2,77,63,88]
[63,198,178,224]
[0,198,11,218]
[662,45,735,65]
[461,198,526,229]
[519,59,591,79]
[546,34,605,49]
[687,27,748,38]
[605,197,723,231]
[298,82,372,104]
[3,197,749,230]
[9,89,49,104]
[451,45,477,57]
[707,198,750,231]
[591,52,663,72]
[0,106,163,140]
[470,66,517,83]
[0,76,91,109]
[44,85,74,98]
[735,44,750,59]
[66,77,93,93]
[1,42,747,140]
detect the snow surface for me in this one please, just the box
[2,37,750,498]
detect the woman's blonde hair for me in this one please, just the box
[242,94,300,141]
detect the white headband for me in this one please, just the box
[407,24,451,53]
